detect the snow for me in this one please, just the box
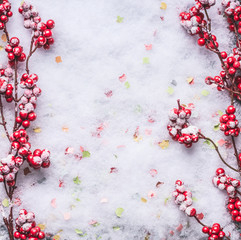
[1,0,241,239]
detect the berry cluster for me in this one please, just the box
[201,223,226,240]
[0,78,13,102]
[172,180,196,217]
[5,37,26,65]
[0,154,23,186]
[19,2,55,50]
[14,209,45,240]
[27,148,50,169]
[0,0,12,30]
[179,0,215,35]
[16,73,41,128]
[227,196,241,223]
[213,168,241,198]
[167,101,199,148]
[219,105,240,137]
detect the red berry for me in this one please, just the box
[43,29,52,38]
[0,22,4,30]
[38,231,45,239]
[220,51,227,59]
[233,61,240,68]
[37,36,46,46]
[197,38,205,46]
[9,37,20,47]
[226,105,236,114]
[5,44,12,52]
[28,112,36,121]
[13,46,22,56]
[46,19,55,29]
[18,53,26,62]
[19,111,28,120]
[0,15,8,23]
[202,226,209,234]
[47,37,54,45]
[33,149,42,157]
[14,231,21,238]
[229,67,236,75]
[8,52,15,61]
[22,120,30,128]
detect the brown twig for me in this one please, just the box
[13,60,18,132]
[26,36,38,74]
[3,25,10,43]
[0,96,10,141]
[194,215,207,227]
[231,136,240,170]
[199,133,239,172]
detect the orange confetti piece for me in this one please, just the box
[55,56,62,63]
[62,126,69,132]
[187,77,194,85]
[1,34,7,42]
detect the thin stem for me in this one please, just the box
[26,37,38,74]
[232,19,241,50]
[194,215,207,227]
[231,136,240,170]
[0,96,10,141]
[199,133,239,172]
[3,25,10,43]
[204,8,211,32]
[13,60,18,132]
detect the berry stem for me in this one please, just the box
[194,215,207,227]
[13,60,18,132]
[204,7,211,32]
[231,136,240,170]
[198,133,239,172]
[25,36,38,74]
[232,19,241,51]
[3,25,10,43]
[177,99,181,110]
[0,96,10,141]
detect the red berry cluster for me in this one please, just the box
[219,105,240,137]
[0,0,12,30]
[227,196,241,223]
[27,148,50,169]
[5,37,26,65]
[213,168,241,198]
[0,77,13,102]
[172,180,196,216]
[179,0,215,35]
[202,223,226,240]
[10,129,31,157]
[14,209,45,240]
[0,154,23,186]
[16,73,41,129]
[19,2,55,50]
[167,102,199,148]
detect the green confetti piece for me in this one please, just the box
[113,226,120,231]
[135,105,142,113]
[75,229,83,235]
[124,81,130,89]
[76,198,81,202]
[167,86,174,95]
[213,123,220,131]
[82,151,91,158]
[192,197,198,202]
[92,222,100,227]
[143,57,150,64]
[2,198,9,207]
[201,89,210,96]
[203,140,216,149]
[116,16,124,23]
[73,176,81,185]
[115,207,124,218]
[217,110,223,116]
[164,197,170,205]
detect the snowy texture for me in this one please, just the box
[1,0,241,239]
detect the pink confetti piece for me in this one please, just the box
[64,212,71,220]
[89,220,97,225]
[148,117,155,123]
[218,139,226,146]
[144,44,152,50]
[176,224,183,232]
[148,191,156,198]
[119,74,126,82]
[187,103,195,109]
[212,112,219,117]
[100,198,108,203]
[79,146,84,152]
[65,147,74,155]
[51,198,57,208]
[160,16,164,21]
[196,213,204,220]
[110,167,118,173]
[14,198,21,206]
[153,30,157,36]
[145,129,152,136]
[105,90,113,98]
[59,180,64,188]
[150,169,158,177]
[117,145,125,148]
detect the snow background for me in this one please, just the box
[0,0,241,239]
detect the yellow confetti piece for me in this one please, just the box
[0,46,3,51]
[38,224,46,230]
[167,86,174,95]
[62,126,69,132]
[33,127,42,133]
[55,56,62,63]
[134,136,143,142]
[1,34,7,42]
[159,140,169,149]
[53,235,60,240]
[20,0,24,6]
[141,197,147,203]
[201,89,210,96]
[187,77,194,84]
[160,2,167,10]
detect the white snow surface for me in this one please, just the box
[0,0,241,239]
